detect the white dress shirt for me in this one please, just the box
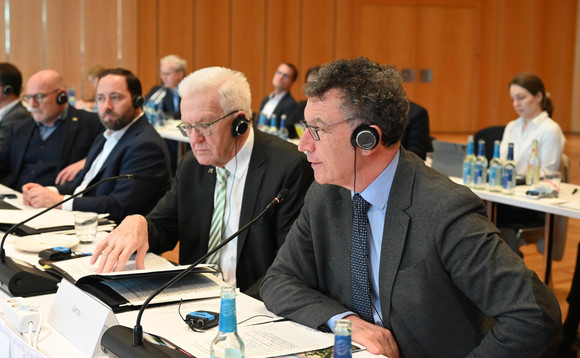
[261,92,287,118]
[500,111,566,176]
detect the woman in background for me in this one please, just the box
[500,72,565,176]
[75,65,104,111]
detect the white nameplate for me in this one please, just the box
[48,279,117,357]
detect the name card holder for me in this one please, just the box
[48,279,117,357]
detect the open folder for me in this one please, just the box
[45,253,223,312]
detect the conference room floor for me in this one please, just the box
[434,132,580,320]
[162,133,580,321]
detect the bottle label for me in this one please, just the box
[489,166,500,187]
[218,298,237,333]
[474,165,483,184]
[333,335,352,358]
[502,168,514,189]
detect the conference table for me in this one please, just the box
[0,186,374,358]
[462,180,580,284]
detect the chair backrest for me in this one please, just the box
[431,140,467,178]
[473,125,505,162]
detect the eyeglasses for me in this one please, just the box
[22,88,60,103]
[299,118,352,141]
[177,110,239,137]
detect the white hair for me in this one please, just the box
[178,66,252,118]
[160,54,187,73]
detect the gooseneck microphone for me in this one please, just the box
[101,189,289,358]
[0,174,140,297]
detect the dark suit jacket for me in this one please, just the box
[0,101,31,149]
[261,148,561,357]
[401,101,431,160]
[0,106,102,190]
[146,85,180,119]
[58,115,171,223]
[146,130,314,292]
[259,92,298,138]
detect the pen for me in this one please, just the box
[573,189,578,195]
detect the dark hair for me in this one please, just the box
[283,62,298,82]
[304,57,409,147]
[305,65,320,83]
[509,72,553,117]
[0,62,22,96]
[99,68,142,97]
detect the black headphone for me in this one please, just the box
[2,84,13,95]
[231,114,250,137]
[132,95,144,109]
[56,91,68,105]
[350,124,380,150]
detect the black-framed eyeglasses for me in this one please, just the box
[22,88,60,103]
[177,110,239,137]
[299,118,352,141]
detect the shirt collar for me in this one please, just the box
[35,105,68,128]
[353,149,400,210]
[223,127,254,179]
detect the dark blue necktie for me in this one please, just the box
[351,193,374,323]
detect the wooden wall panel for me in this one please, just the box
[194,0,231,70]
[0,0,578,134]
[11,0,45,82]
[138,0,159,94]
[0,0,5,63]
[262,0,300,104]
[299,0,336,101]
[233,0,267,113]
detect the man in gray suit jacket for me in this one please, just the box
[90,66,313,293]
[260,58,561,357]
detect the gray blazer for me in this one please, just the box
[261,148,561,357]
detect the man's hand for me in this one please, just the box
[91,215,149,273]
[347,315,399,357]
[22,183,64,208]
[55,158,86,185]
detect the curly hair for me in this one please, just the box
[304,57,409,147]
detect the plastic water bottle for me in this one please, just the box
[257,112,268,132]
[210,287,244,358]
[278,114,289,140]
[474,139,488,189]
[146,100,157,126]
[526,139,540,185]
[156,103,166,127]
[67,88,77,107]
[462,135,476,187]
[502,142,516,195]
[488,140,503,192]
[268,114,278,136]
[333,319,352,358]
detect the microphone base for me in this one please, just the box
[0,257,60,297]
[101,325,193,358]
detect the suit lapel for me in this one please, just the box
[237,133,266,256]
[378,149,414,328]
[59,107,79,170]
[12,120,37,183]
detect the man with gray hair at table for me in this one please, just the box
[90,66,313,296]
[260,57,561,357]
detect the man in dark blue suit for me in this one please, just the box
[0,63,31,150]
[145,54,187,119]
[90,66,313,294]
[259,62,299,138]
[0,69,102,191]
[22,68,171,224]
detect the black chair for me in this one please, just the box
[473,125,505,162]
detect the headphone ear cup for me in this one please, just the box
[56,91,68,105]
[2,84,13,95]
[132,95,144,109]
[231,115,249,137]
[350,125,379,150]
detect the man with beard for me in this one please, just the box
[22,68,171,224]
[0,69,102,190]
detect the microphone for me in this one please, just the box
[150,87,167,106]
[0,174,140,297]
[101,189,289,358]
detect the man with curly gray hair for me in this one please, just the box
[261,57,561,357]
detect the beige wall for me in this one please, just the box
[1,0,577,134]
